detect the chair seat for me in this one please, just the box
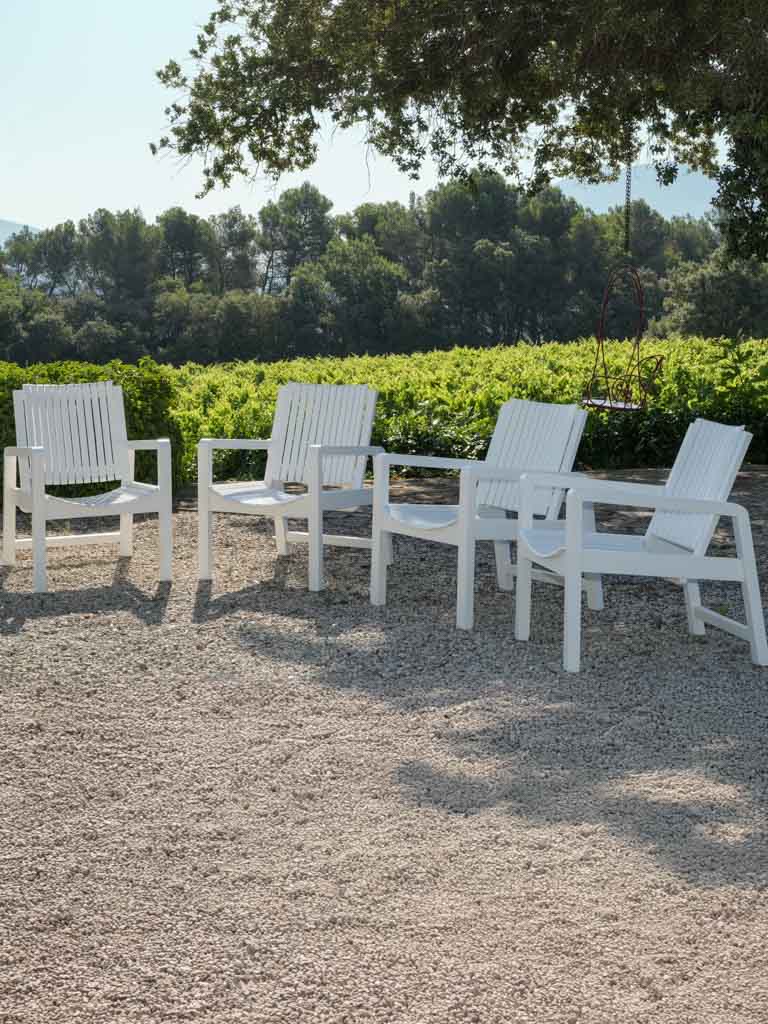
[16,482,161,517]
[520,526,647,560]
[211,481,301,509]
[386,503,460,530]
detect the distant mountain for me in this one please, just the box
[557,165,718,219]
[0,219,38,245]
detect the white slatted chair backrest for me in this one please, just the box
[647,418,750,554]
[14,382,129,488]
[477,400,586,514]
[264,382,377,487]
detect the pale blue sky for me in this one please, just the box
[1,0,439,229]
[1,1,716,230]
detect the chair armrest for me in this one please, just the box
[375,453,479,472]
[197,438,272,451]
[3,447,45,493]
[124,439,171,492]
[309,445,384,458]
[4,446,45,458]
[372,452,480,508]
[126,438,171,451]
[518,472,745,544]
[566,487,744,518]
[306,445,385,492]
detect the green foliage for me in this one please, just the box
[2,339,768,490]
[153,1,768,257]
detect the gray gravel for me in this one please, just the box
[1,472,768,1023]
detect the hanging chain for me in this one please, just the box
[623,161,632,257]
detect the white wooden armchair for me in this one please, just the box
[515,418,768,671]
[198,382,384,590]
[3,382,172,592]
[370,399,602,628]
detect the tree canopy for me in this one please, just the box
[153,1,768,257]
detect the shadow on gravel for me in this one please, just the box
[390,652,768,888]
[231,575,768,888]
[0,561,171,634]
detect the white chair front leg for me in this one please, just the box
[157,441,172,582]
[120,447,135,557]
[456,470,477,629]
[197,444,213,580]
[307,447,324,592]
[734,511,768,666]
[370,525,389,606]
[3,455,17,566]
[30,454,47,593]
[562,491,585,672]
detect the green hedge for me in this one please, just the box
[1,337,767,492]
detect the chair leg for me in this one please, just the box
[741,566,768,666]
[370,527,389,606]
[494,541,514,591]
[308,508,324,592]
[456,537,476,630]
[2,493,16,565]
[581,502,603,610]
[384,530,394,566]
[198,490,212,580]
[585,574,604,611]
[274,516,289,556]
[683,581,706,636]
[514,551,532,642]
[31,505,47,593]
[158,504,172,582]
[119,513,133,557]
[563,568,583,672]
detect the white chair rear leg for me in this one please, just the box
[494,540,514,591]
[585,574,604,611]
[581,502,603,610]
[370,527,389,606]
[119,513,133,557]
[274,516,289,556]
[563,568,583,672]
[456,537,476,630]
[2,492,16,566]
[384,530,394,566]
[683,581,706,636]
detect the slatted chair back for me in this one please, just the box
[648,418,750,554]
[477,400,586,514]
[13,382,129,488]
[265,382,377,487]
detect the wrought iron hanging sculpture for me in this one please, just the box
[582,163,663,411]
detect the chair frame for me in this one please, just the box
[197,382,385,591]
[3,383,172,592]
[515,466,768,672]
[369,403,603,629]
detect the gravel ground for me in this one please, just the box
[1,471,768,1024]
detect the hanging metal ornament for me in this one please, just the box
[582,162,663,412]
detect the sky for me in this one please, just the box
[1,1,716,231]
[0,0,440,230]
